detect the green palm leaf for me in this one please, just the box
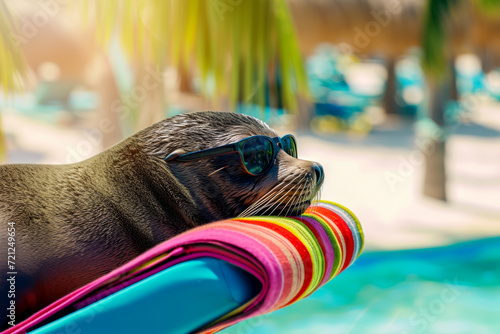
[84,0,308,114]
[0,0,27,162]
[476,0,500,15]
[0,2,25,93]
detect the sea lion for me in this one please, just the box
[0,111,323,329]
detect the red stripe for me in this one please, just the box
[313,207,354,273]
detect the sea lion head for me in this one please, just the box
[140,111,324,224]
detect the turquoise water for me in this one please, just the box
[224,237,500,334]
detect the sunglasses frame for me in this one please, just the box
[165,134,297,176]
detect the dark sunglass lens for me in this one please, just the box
[241,137,273,175]
[281,135,297,158]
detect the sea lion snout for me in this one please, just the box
[312,162,324,188]
[294,159,324,198]
[232,148,324,218]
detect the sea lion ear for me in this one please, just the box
[164,149,187,162]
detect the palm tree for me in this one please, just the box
[420,0,500,201]
[419,0,460,201]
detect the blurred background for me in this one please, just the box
[1,0,499,333]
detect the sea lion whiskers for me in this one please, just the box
[208,166,227,176]
[292,176,315,216]
[281,175,308,217]
[286,177,312,217]
[237,173,304,217]
[269,173,313,216]
[236,185,282,217]
[237,181,288,217]
[287,172,316,216]
[292,180,306,216]
[256,185,292,217]
[266,175,309,217]
[253,174,306,217]
[237,175,301,217]
[309,184,323,214]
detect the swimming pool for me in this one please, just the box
[224,237,500,334]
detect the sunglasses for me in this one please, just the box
[165,134,297,175]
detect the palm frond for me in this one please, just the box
[0,0,26,93]
[476,0,500,15]
[82,0,308,114]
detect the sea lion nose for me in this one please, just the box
[312,163,324,187]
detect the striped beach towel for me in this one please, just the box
[5,200,364,334]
